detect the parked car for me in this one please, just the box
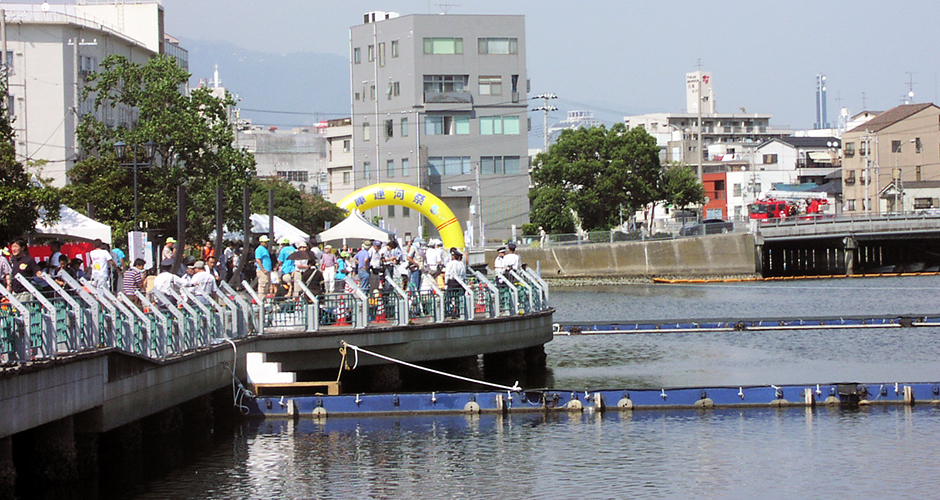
[679,219,735,236]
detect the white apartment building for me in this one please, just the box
[238,123,329,195]
[2,1,185,187]
[324,118,354,204]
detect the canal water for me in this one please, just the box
[117,276,940,500]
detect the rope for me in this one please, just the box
[341,341,522,392]
[224,339,254,415]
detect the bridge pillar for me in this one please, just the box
[753,234,765,275]
[0,437,13,500]
[11,417,78,499]
[844,237,858,275]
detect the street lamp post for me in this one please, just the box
[114,140,157,230]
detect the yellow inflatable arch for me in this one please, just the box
[336,183,465,250]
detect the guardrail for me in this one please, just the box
[0,269,551,364]
[757,210,940,230]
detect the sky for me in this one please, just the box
[157,1,939,131]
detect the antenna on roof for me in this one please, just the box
[435,3,459,14]
[904,71,917,104]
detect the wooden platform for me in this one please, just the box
[252,381,341,396]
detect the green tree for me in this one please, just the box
[249,179,345,237]
[61,54,256,242]
[0,76,59,243]
[529,123,661,232]
[660,162,706,211]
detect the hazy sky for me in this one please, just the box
[160,0,939,130]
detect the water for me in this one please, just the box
[120,276,940,500]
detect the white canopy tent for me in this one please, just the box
[317,210,394,246]
[211,214,310,244]
[34,205,112,245]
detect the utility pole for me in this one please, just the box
[532,93,557,152]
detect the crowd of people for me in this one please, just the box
[2,233,526,320]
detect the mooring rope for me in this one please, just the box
[224,339,254,414]
[340,341,522,392]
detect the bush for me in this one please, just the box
[521,223,539,236]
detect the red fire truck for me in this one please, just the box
[748,198,829,220]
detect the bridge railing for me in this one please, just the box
[757,210,940,230]
[0,268,551,364]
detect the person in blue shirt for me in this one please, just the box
[277,237,296,295]
[255,235,272,296]
[354,241,371,292]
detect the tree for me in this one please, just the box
[61,54,256,243]
[529,123,661,232]
[0,76,59,243]
[660,162,706,211]
[249,178,345,237]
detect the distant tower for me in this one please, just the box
[686,71,714,114]
[815,74,829,129]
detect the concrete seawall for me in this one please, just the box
[514,233,758,278]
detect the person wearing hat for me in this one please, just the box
[494,246,508,276]
[444,247,466,319]
[368,239,384,291]
[290,240,312,296]
[425,238,444,282]
[320,244,336,293]
[355,241,371,292]
[503,242,521,276]
[255,235,273,296]
[189,260,218,306]
[162,237,177,262]
[152,259,189,299]
[277,238,297,295]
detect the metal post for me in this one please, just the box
[133,146,139,230]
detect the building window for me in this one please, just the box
[343,140,350,152]
[387,81,400,98]
[364,161,371,179]
[378,42,386,67]
[385,119,394,139]
[363,122,370,141]
[892,140,902,153]
[403,206,411,217]
[388,205,396,218]
[425,115,470,135]
[479,116,520,135]
[353,47,361,64]
[370,85,376,100]
[916,165,923,181]
[733,183,742,197]
[846,199,856,211]
[402,158,410,177]
[860,141,870,156]
[844,142,855,157]
[423,37,463,54]
[915,137,922,153]
[478,37,518,54]
[428,156,471,176]
[387,159,395,178]
[423,74,469,93]
[391,40,399,58]
[368,44,375,62]
[480,156,521,175]
[763,154,777,164]
[915,198,935,209]
[343,172,350,184]
[277,171,309,182]
[479,75,502,95]
[401,117,409,137]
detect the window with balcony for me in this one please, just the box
[423,75,469,93]
[478,37,518,54]
[479,75,502,95]
[480,116,520,135]
[423,37,463,54]
[844,142,855,157]
[844,170,856,184]
[425,115,469,135]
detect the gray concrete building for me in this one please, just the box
[350,12,529,245]
[2,1,185,187]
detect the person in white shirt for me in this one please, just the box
[88,239,118,291]
[189,260,218,306]
[502,242,522,277]
[444,247,467,319]
[494,246,507,276]
[152,262,189,299]
[425,239,444,280]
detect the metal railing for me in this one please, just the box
[0,268,551,364]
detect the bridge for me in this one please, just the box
[0,267,553,495]
[756,212,940,276]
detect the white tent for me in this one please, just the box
[34,205,112,245]
[210,214,310,244]
[317,210,394,246]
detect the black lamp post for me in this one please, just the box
[114,140,157,231]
